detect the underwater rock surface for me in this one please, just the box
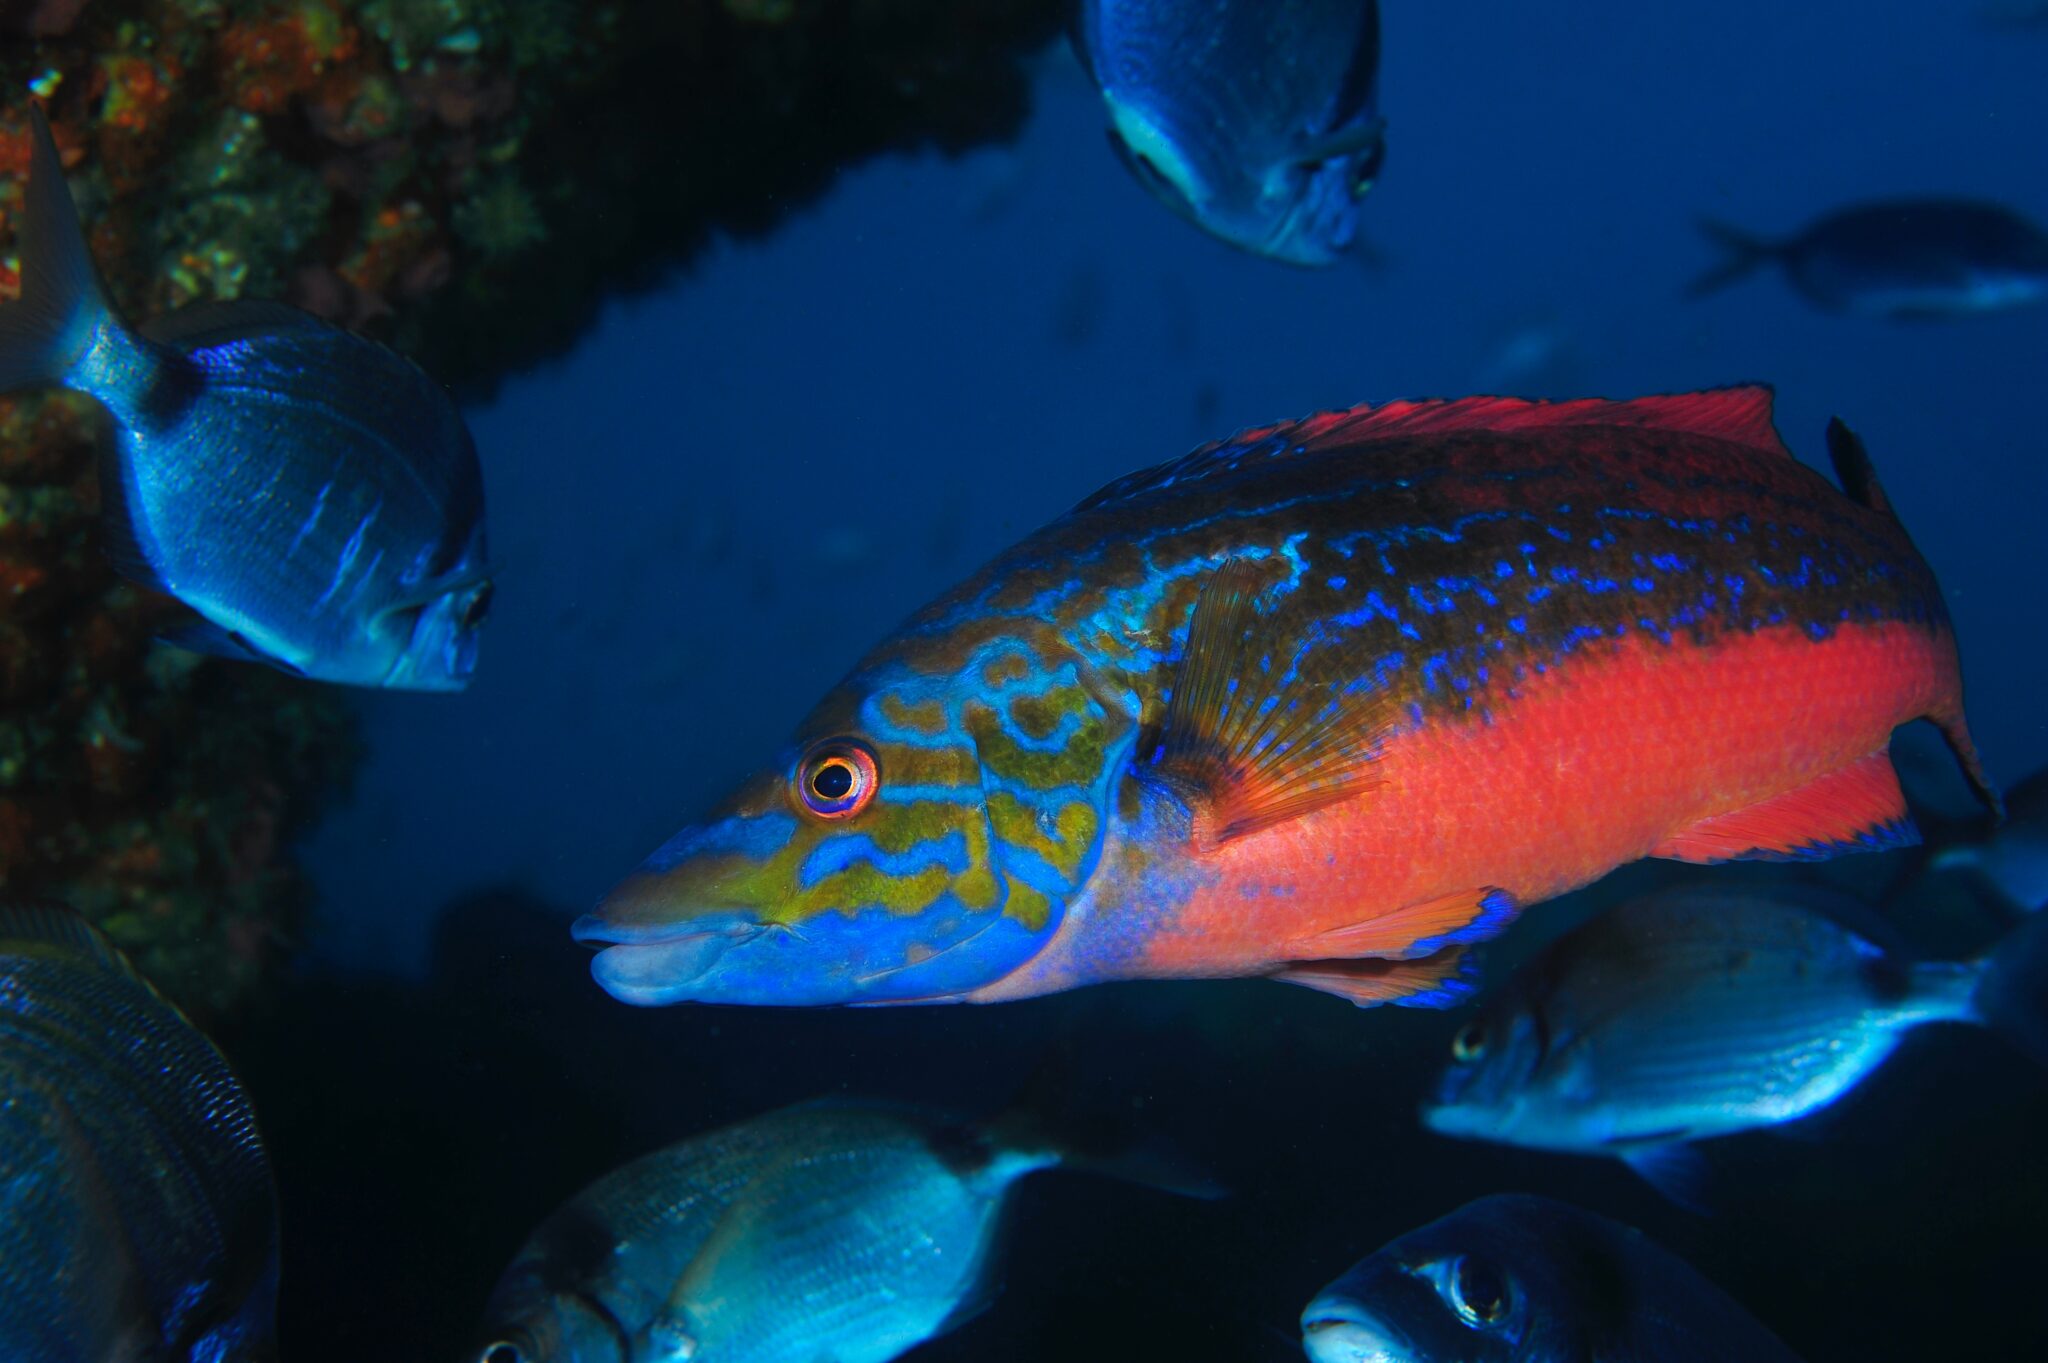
[0,0,1061,1013]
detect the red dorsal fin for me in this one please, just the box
[1297,384,1790,456]
[1144,557,1394,849]
[1075,386,1789,514]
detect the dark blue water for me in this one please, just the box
[257,7,2048,1359]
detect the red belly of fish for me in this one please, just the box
[1134,620,1962,977]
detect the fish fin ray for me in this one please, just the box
[1620,1142,1715,1214]
[1145,557,1394,846]
[1651,751,1919,863]
[1301,887,1520,960]
[1076,387,1788,512]
[0,105,116,394]
[1270,945,1478,1009]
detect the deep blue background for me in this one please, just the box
[264,7,2048,1359]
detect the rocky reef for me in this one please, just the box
[0,0,1060,1015]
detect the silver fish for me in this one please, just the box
[1422,883,2048,1201]
[0,104,491,690]
[469,1099,1194,1363]
[0,903,277,1361]
[1073,0,1386,265]
[1301,1193,1806,1363]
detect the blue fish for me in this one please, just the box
[0,903,277,1361]
[1688,198,2048,318]
[1074,0,1386,265]
[0,105,491,690]
[1301,1194,1807,1363]
[1421,883,2048,1204]
[470,1099,1205,1363]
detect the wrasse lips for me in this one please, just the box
[572,914,760,1007]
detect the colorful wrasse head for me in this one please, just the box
[575,629,1133,1005]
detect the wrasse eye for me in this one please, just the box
[480,1345,523,1363]
[796,740,879,819]
[1451,1020,1488,1063]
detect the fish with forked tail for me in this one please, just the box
[0,104,492,690]
[467,1098,1205,1363]
[1423,883,2048,1203]
[1688,198,2048,319]
[576,386,1994,1010]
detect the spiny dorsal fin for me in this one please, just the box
[1824,417,1894,519]
[1078,386,1788,513]
[1142,558,1392,847]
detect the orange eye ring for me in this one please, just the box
[795,741,879,819]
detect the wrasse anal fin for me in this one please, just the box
[1651,751,1919,863]
[1144,557,1393,847]
[1270,944,1477,1009]
[1299,886,1520,961]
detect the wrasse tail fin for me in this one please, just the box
[1144,557,1395,846]
[0,105,112,394]
[1651,751,1919,863]
[1685,218,1779,300]
[1825,418,2003,820]
[1298,886,1519,961]
[1270,944,1477,1009]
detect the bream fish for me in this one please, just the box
[1073,0,1387,265]
[1688,198,2048,319]
[0,104,491,689]
[1423,883,2048,1200]
[1301,1193,1806,1363]
[577,386,1995,1010]
[469,1098,1195,1363]
[0,903,277,1361]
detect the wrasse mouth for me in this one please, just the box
[571,912,763,1006]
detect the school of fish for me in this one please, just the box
[1,2,2044,1360]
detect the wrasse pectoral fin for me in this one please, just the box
[1270,944,1477,1009]
[1145,557,1394,848]
[1651,750,1917,864]
[1299,886,1520,960]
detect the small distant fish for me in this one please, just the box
[0,105,492,690]
[1300,1193,1806,1363]
[1073,0,1386,265]
[470,1099,1197,1363]
[0,903,277,1359]
[1687,199,2048,319]
[1933,764,2048,913]
[1423,884,2048,1202]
